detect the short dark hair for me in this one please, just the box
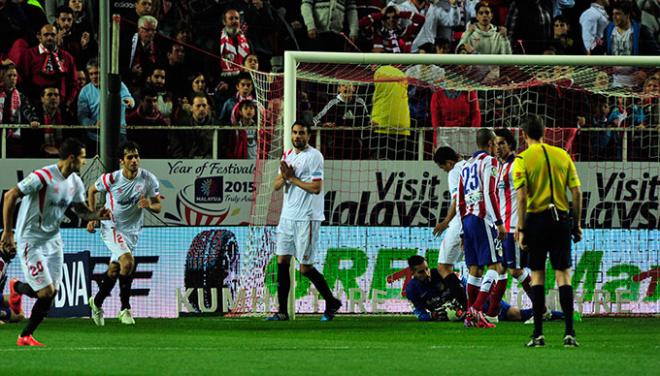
[476,128,495,149]
[119,140,140,158]
[147,64,166,77]
[494,128,517,150]
[292,121,311,134]
[238,99,257,111]
[55,5,74,18]
[434,37,450,50]
[433,146,459,165]
[612,1,632,15]
[235,72,253,85]
[59,138,85,160]
[553,14,568,24]
[141,86,158,99]
[417,43,435,54]
[474,1,491,14]
[521,115,545,141]
[41,86,59,96]
[408,255,426,270]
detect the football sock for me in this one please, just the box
[14,281,38,298]
[20,295,53,337]
[473,269,498,311]
[517,269,533,299]
[442,273,467,309]
[532,285,545,337]
[303,268,337,305]
[119,274,133,310]
[559,285,575,336]
[94,272,118,308]
[486,274,508,317]
[277,263,290,314]
[466,275,482,310]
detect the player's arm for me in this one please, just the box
[569,186,582,242]
[289,177,322,194]
[273,172,287,191]
[86,185,100,233]
[433,199,456,236]
[289,152,323,194]
[1,187,24,256]
[71,202,111,222]
[273,160,290,191]
[139,195,161,213]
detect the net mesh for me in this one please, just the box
[237,58,659,316]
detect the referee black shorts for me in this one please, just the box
[524,210,572,271]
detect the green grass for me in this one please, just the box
[1,317,658,375]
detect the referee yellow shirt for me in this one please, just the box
[512,143,581,213]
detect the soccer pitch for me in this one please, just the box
[1,317,658,375]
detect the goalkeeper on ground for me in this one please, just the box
[406,255,464,321]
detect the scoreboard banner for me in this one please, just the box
[0,160,658,229]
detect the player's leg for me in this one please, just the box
[472,221,500,313]
[268,218,295,320]
[296,221,341,321]
[16,240,62,346]
[437,226,467,309]
[90,262,119,326]
[462,215,482,310]
[485,263,508,321]
[550,216,578,347]
[117,252,136,324]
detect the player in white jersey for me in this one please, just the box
[267,122,342,321]
[87,141,161,326]
[457,129,505,328]
[1,138,110,346]
[431,146,467,310]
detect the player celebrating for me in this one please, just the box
[268,122,342,321]
[458,129,506,328]
[1,138,110,346]
[87,141,161,326]
[432,146,467,310]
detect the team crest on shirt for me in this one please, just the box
[135,183,144,193]
[491,167,498,177]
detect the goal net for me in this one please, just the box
[238,53,659,316]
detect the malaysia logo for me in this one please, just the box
[163,184,230,226]
[195,177,223,203]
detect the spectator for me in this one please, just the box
[638,0,659,47]
[219,8,252,78]
[169,94,215,159]
[550,14,581,54]
[55,5,96,69]
[164,43,189,102]
[394,0,460,53]
[0,0,28,55]
[313,82,370,159]
[578,97,621,161]
[370,65,412,160]
[29,86,70,157]
[579,0,610,54]
[430,89,481,128]
[243,53,260,71]
[219,72,255,125]
[178,73,209,117]
[604,1,660,55]
[78,59,134,153]
[120,15,161,89]
[359,5,426,53]
[18,23,78,114]
[134,65,174,124]
[301,0,359,51]
[245,0,284,72]
[46,1,97,38]
[506,0,553,54]
[0,63,40,157]
[126,86,168,158]
[77,69,88,88]
[226,99,258,159]
[457,1,512,54]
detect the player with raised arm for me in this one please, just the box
[432,146,467,310]
[458,129,506,328]
[87,141,161,326]
[268,122,342,321]
[1,138,110,346]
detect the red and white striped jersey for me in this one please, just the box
[15,164,85,243]
[458,151,503,226]
[497,154,518,233]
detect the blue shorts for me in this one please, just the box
[502,233,526,269]
[497,300,511,321]
[462,215,500,267]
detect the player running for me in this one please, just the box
[87,141,161,326]
[458,129,506,328]
[1,138,110,346]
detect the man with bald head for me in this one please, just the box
[18,23,78,112]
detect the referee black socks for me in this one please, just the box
[559,285,575,336]
[532,285,545,337]
[277,263,291,314]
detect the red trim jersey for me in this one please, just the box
[280,146,325,221]
[15,164,85,243]
[497,154,517,233]
[458,151,503,226]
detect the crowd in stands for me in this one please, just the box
[0,0,658,160]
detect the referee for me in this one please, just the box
[512,115,582,348]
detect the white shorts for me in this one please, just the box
[100,225,138,263]
[276,219,320,265]
[18,238,64,291]
[438,225,463,265]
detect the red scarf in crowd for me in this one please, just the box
[219,29,250,75]
[38,45,66,76]
[0,88,21,123]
